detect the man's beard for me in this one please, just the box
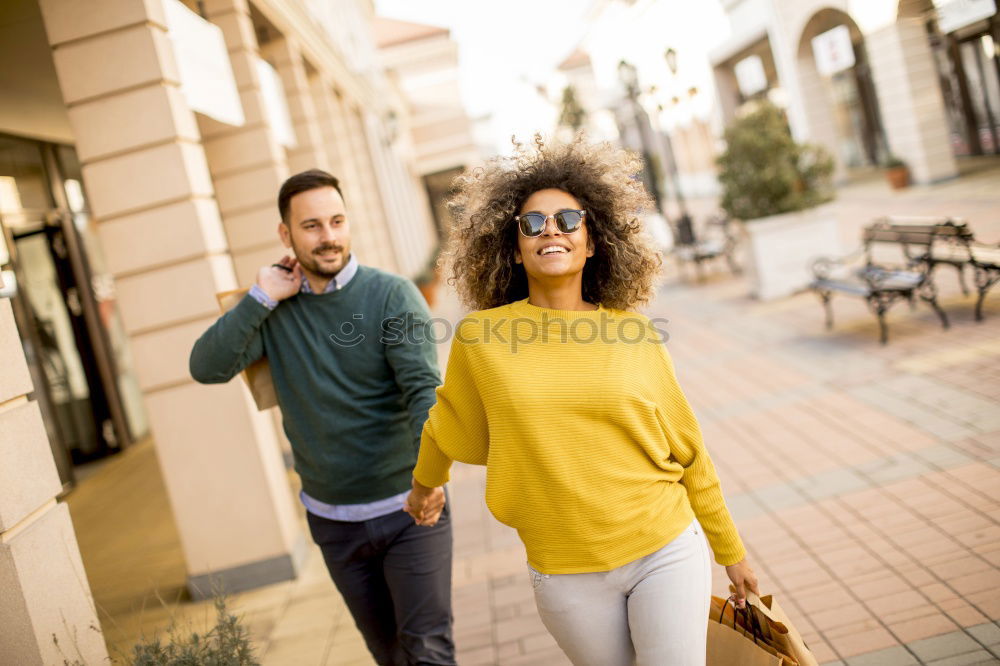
[291,240,347,278]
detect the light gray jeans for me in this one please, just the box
[528,519,712,666]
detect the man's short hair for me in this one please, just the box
[278,169,345,223]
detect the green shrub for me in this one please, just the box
[882,154,906,169]
[128,596,259,666]
[716,100,834,220]
[558,85,587,132]
[413,245,441,286]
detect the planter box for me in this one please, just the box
[743,204,840,300]
[885,166,909,190]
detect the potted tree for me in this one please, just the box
[883,155,910,190]
[716,100,836,300]
[413,247,441,308]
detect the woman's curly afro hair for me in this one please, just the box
[442,135,662,312]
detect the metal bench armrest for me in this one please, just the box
[812,246,865,279]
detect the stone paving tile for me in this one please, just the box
[820,625,1000,666]
[878,376,1000,433]
[848,385,978,442]
[857,452,936,485]
[967,623,1000,647]
[908,631,994,662]
[925,651,1000,666]
[843,645,921,665]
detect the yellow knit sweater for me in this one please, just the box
[414,298,746,574]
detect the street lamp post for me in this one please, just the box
[617,60,664,213]
[662,48,692,234]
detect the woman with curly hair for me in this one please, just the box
[405,138,756,665]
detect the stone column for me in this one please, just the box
[264,36,330,174]
[711,65,741,127]
[362,113,415,273]
[866,17,958,184]
[363,113,437,277]
[201,0,290,286]
[793,60,848,182]
[0,294,107,665]
[309,75,381,264]
[38,0,304,599]
[343,101,398,272]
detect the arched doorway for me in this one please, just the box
[796,8,888,173]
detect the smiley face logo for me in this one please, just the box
[329,314,365,347]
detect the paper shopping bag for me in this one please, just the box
[708,621,787,666]
[216,289,277,411]
[708,596,797,666]
[726,586,819,666]
[748,591,819,666]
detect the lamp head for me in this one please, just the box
[617,59,638,90]
[665,47,678,75]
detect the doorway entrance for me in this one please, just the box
[0,134,147,490]
[932,13,1000,156]
[797,9,889,170]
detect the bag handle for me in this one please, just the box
[729,586,790,634]
[716,596,768,645]
[742,602,768,645]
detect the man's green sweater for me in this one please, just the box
[189,266,440,505]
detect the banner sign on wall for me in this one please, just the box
[164,0,245,126]
[256,59,297,149]
[734,55,768,97]
[935,0,997,34]
[811,25,855,77]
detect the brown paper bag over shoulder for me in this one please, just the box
[216,288,277,411]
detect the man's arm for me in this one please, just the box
[189,258,302,384]
[382,279,442,449]
[189,293,270,384]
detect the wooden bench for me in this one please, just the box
[671,213,741,281]
[810,219,958,344]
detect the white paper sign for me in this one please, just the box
[163,0,245,126]
[936,0,996,33]
[734,55,768,97]
[256,59,297,148]
[811,25,855,77]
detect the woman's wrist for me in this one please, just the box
[411,476,436,494]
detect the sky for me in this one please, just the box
[374,0,594,150]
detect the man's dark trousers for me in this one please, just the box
[307,504,455,666]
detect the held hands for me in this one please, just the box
[726,558,760,609]
[256,256,303,302]
[404,477,445,526]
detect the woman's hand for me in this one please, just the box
[404,477,445,526]
[725,558,760,609]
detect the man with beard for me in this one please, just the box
[189,169,454,666]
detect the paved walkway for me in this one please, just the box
[67,164,1000,665]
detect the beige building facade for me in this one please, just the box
[710,0,999,184]
[0,0,444,662]
[564,0,997,214]
[373,17,480,238]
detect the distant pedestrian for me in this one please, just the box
[405,139,757,666]
[190,169,455,666]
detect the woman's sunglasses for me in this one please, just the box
[514,209,586,237]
